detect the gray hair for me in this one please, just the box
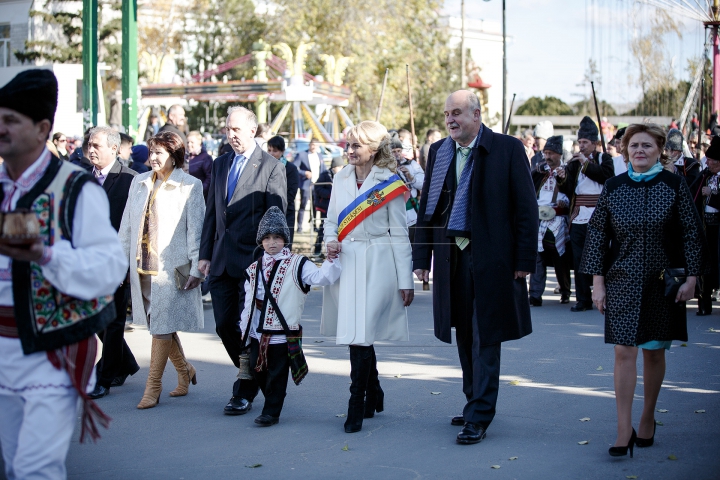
[226,106,258,129]
[89,126,120,149]
[168,104,185,116]
[466,92,481,114]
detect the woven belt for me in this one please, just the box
[571,194,601,223]
[0,306,18,338]
[705,212,720,226]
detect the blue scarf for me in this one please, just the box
[627,161,663,182]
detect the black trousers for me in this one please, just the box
[700,223,720,311]
[237,338,290,418]
[570,223,592,303]
[450,245,501,428]
[313,215,327,254]
[529,230,572,299]
[96,284,139,388]
[210,269,258,398]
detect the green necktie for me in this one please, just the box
[455,146,472,250]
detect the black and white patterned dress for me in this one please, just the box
[580,170,708,346]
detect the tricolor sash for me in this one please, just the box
[337,174,408,242]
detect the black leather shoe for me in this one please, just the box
[570,302,592,312]
[451,415,465,426]
[696,307,712,316]
[457,422,487,445]
[254,414,279,427]
[88,385,110,399]
[224,397,252,416]
[529,296,542,307]
[560,294,570,304]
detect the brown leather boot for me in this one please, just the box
[168,333,197,397]
[137,337,172,409]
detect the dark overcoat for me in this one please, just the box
[413,125,538,345]
[199,147,287,278]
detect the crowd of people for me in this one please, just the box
[0,67,715,478]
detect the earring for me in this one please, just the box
[172,161,176,167]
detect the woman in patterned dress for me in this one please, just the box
[580,124,707,457]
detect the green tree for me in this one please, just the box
[14,0,82,64]
[573,98,617,117]
[516,96,573,116]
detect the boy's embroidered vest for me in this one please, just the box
[246,254,311,333]
[5,157,115,354]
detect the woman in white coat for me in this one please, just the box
[119,131,206,409]
[321,121,414,433]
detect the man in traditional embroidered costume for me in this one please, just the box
[0,70,127,478]
[558,116,614,312]
[413,91,537,445]
[530,120,553,170]
[529,136,571,306]
[665,128,701,186]
[237,207,340,426]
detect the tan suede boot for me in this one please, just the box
[137,337,172,409]
[168,333,197,397]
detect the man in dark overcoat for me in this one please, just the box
[199,106,287,415]
[413,90,537,445]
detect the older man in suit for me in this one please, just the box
[294,138,326,233]
[413,90,537,445]
[86,126,140,399]
[199,106,287,415]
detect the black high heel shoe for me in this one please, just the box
[609,428,637,458]
[636,421,656,448]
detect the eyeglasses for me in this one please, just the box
[57,139,67,143]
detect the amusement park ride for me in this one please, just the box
[140,41,355,143]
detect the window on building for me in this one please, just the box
[0,24,10,68]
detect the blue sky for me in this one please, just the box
[443,0,706,109]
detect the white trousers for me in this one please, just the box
[0,337,81,480]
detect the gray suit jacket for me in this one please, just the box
[200,146,287,277]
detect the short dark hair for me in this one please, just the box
[52,132,65,142]
[147,131,185,169]
[309,137,319,145]
[268,135,285,152]
[425,128,440,140]
[119,132,134,147]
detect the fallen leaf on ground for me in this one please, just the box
[680,343,688,347]
[336,414,346,417]
[490,465,501,469]
[668,454,677,460]
[508,380,520,385]
[626,476,638,479]
[596,366,603,371]
[314,340,323,343]
[508,456,518,461]
[656,421,664,426]
[579,417,591,422]
[394,374,403,378]
[342,444,349,451]
[578,440,589,445]
[708,328,720,333]
[657,409,668,413]
[695,409,706,413]
[245,464,262,468]
[430,391,441,395]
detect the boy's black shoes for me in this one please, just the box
[254,414,279,426]
[224,397,252,415]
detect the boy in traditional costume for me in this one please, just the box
[237,207,340,426]
[0,70,128,478]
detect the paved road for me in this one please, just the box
[59,274,720,479]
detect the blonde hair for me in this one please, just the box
[346,121,396,172]
[621,123,670,165]
[187,130,203,141]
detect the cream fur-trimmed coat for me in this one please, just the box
[119,168,205,335]
[320,164,413,346]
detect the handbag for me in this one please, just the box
[661,267,686,298]
[174,262,192,290]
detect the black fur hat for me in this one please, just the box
[256,206,290,245]
[0,69,58,125]
[577,116,599,142]
[543,135,563,155]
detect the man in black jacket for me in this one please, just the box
[85,126,140,399]
[199,106,286,415]
[558,116,614,312]
[267,135,299,245]
[159,105,187,147]
[666,128,701,186]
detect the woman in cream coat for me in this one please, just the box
[119,131,206,409]
[321,121,414,433]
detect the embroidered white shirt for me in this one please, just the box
[573,154,604,225]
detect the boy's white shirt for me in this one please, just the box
[239,251,341,343]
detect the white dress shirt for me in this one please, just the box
[308,152,321,183]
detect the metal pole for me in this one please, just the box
[714,26,720,116]
[406,65,417,158]
[461,0,466,89]
[698,74,706,160]
[590,81,607,154]
[502,0,507,129]
[82,0,98,129]
[121,0,138,139]
[375,68,389,122]
[503,93,516,135]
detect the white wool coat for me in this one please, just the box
[119,168,205,335]
[320,164,413,345]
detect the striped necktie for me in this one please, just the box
[452,147,472,250]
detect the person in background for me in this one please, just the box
[119,131,206,409]
[581,123,707,458]
[117,133,134,168]
[664,128,701,186]
[254,123,273,152]
[267,135,299,245]
[69,130,94,172]
[144,114,159,142]
[530,121,553,169]
[129,145,150,174]
[52,132,68,160]
[159,105,187,147]
[313,155,345,261]
[611,127,628,175]
[419,128,442,170]
[186,130,213,201]
[391,132,424,241]
[521,129,535,162]
[294,138,326,234]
